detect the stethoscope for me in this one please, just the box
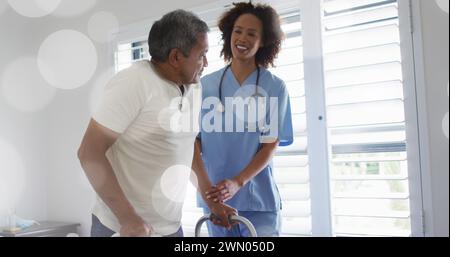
[216,64,261,113]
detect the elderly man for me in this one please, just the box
[78,9,235,237]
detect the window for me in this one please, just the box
[270,10,311,237]
[323,0,412,237]
[112,0,422,237]
[115,40,148,72]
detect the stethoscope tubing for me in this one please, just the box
[218,64,261,110]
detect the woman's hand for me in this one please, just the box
[205,178,243,203]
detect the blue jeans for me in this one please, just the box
[90,215,184,237]
[203,210,281,237]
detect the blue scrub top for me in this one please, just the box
[197,66,294,212]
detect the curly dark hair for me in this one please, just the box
[218,2,284,68]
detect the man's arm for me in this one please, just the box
[192,138,237,229]
[77,119,150,236]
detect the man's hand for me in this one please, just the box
[208,202,237,230]
[119,214,152,237]
[206,178,242,203]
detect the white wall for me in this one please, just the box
[414,0,449,237]
[0,5,48,228]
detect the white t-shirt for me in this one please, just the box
[92,60,201,236]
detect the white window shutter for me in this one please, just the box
[322,0,412,237]
[270,10,312,236]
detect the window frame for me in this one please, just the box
[398,0,431,237]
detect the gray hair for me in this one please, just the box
[148,10,209,62]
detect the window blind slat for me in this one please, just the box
[325,62,403,88]
[292,113,307,134]
[332,153,407,163]
[326,80,403,105]
[324,43,401,71]
[330,131,406,145]
[282,36,303,48]
[274,167,310,184]
[279,185,310,201]
[327,99,405,127]
[323,4,398,30]
[270,63,304,81]
[290,97,306,114]
[334,211,410,218]
[273,155,308,167]
[281,217,311,235]
[276,47,304,66]
[323,24,400,54]
[332,175,408,181]
[323,0,394,14]
[285,80,305,97]
[282,201,311,217]
[333,192,409,199]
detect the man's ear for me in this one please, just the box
[168,48,180,68]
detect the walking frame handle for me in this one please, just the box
[194,214,258,237]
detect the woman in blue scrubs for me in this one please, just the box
[194,2,293,237]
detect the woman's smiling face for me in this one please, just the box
[230,13,264,62]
